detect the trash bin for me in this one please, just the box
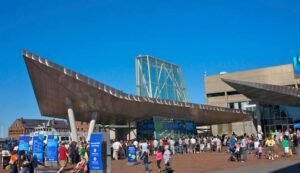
[2,150,10,169]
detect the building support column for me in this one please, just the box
[128,121,131,141]
[65,98,78,142]
[87,112,98,142]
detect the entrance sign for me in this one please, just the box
[32,135,44,163]
[18,135,30,153]
[46,135,59,162]
[89,133,103,172]
[127,145,137,163]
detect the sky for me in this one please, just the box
[0,0,300,137]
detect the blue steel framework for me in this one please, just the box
[136,55,188,102]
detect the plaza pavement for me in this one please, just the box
[112,151,300,173]
[0,151,299,172]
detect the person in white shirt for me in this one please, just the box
[112,140,122,160]
[140,140,149,154]
[169,138,175,154]
[240,136,248,161]
[284,129,290,139]
[133,140,139,160]
[254,139,260,150]
[216,137,222,152]
[133,140,138,147]
[163,148,171,165]
[153,139,158,149]
[258,131,263,142]
[190,137,196,153]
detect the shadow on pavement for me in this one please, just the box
[271,163,300,173]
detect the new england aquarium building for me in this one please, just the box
[23,50,250,141]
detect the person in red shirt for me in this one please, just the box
[58,143,68,173]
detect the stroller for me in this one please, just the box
[163,162,175,173]
[228,146,241,162]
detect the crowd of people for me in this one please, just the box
[110,129,300,172]
[3,129,300,173]
[5,148,40,173]
[4,140,89,173]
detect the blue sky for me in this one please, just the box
[0,0,300,137]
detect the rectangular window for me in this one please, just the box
[227,91,240,96]
[234,102,239,109]
[206,92,225,97]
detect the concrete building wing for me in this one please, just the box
[222,78,300,107]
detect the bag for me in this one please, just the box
[288,149,293,156]
[84,165,88,172]
[5,164,11,170]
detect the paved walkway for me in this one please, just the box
[213,160,300,173]
[112,152,300,173]
[1,152,299,172]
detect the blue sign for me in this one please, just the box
[32,135,44,163]
[127,145,137,163]
[89,133,103,171]
[293,56,300,74]
[18,135,30,153]
[46,135,58,162]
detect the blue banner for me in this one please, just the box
[127,145,137,163]
[18,135,30,153]
[46,135,58,162]
[89,133,103,171]
[32,135,44,163]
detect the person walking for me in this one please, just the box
[79,143,86,161]
[163,148,171,168]
[112,140,122,160]
[19,161,30,173]
[153,138,159,150]
[216,137,222,153]
[58,143,68,173]
[229,134,237,152]
[169,138,175,154]
[240,135,248,162]
[178,138,183,154]
[265,135,275,160]
[293,133,299,155]
[9,150,18,173]
[141,151,150,173]
[282,136,289,157]
[155,148,163,173]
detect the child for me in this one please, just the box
[141,151,150,173]
[282,137,289,157]
[234,142,241,162]
[155,149,163,173]
[258,144,263,159]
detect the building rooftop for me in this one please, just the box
[23,50,251,125]
[15,118,69,129]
